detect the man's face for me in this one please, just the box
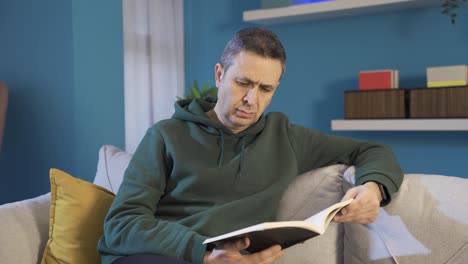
[214,50,283,134]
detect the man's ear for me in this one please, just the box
[215,63,224,86]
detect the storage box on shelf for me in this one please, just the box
[336,86,468,131]
[409,86,468,118]
[344,89,406,119]
[344,86,468,120]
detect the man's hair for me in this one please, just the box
[220,27,286,78]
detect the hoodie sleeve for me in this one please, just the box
[100,127,207,264]
[287,123,403,197]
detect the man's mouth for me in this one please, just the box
[236,109,255,118]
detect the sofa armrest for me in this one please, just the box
[0,193,50,264]
[343,172,468,264]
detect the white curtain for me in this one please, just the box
[123,0,184,153]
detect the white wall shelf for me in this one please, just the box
[244,0,440,25]
[331,119,468,131]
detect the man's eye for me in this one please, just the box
[237,81,249,86]
[261,87,273,92]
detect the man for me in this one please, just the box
[98,27,403,264]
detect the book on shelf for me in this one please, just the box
[358,69,399,90]
[203,198,353,253]
[427,65,468,88]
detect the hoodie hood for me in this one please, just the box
[172,97,266,137]
[172,97,266,182]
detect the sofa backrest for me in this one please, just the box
[93,145,468,264]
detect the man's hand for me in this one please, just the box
[203,237,284,264]
[333,181,382,224]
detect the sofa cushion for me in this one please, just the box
[93,144,132,193]
[0,193,50,264]
[40,169,115,264]
[343,168,468,264]
[274,164,349,264]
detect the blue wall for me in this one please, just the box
[1,0,466,204]
[184,0,468,178]
[72,0,125,187]
[0,0,124,204]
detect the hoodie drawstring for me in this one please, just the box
[237,136,246,179]
[217,130,246,181]
[217,129,225,168]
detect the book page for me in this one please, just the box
[304,198,353,234]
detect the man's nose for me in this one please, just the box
[243,88,257,104]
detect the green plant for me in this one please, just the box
[442,0,466,24]
[177,80,218,100]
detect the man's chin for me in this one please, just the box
[232,116,258,127]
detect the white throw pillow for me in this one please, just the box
[343,171,468,264]
[274,164,349,264]
[93,145,132,193]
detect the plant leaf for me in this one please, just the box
[191,86,201,98]
[201,81,210,94]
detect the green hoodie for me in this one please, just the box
[98,97,403,264]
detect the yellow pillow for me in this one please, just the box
[41,169,115,264]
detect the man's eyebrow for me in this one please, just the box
[236,77,254,83]
[260,83,274,89]
[236,77,275,87]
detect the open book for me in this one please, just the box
[203,198,353,253]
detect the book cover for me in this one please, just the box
[359,70,397,90]
[427,65,468,88]
[427,80,468,88]
[392,70,399,89]
[203,198,353,253]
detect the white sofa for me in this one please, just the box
[1,145,467,264]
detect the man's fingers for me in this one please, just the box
[246,245,284,263]
[217,237,250,251]
[334,205,380,223]
[340,188,358,214]
[342,187,358,201]
[241,237,250,250]
[334,200,380,223]
[334,183,382,223]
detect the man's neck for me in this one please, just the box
[206,109,243,134]
[206,109,220,123]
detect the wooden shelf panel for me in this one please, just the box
[244,0,440,25]
[331,119,468,131]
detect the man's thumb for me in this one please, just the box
[237,237,250,250]
[342,187,358,201]
[221,237,250,251]
[340,188,357,214]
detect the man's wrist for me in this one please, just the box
[376,182,390,206]
[364,181,389,207]
[364,181,382,202]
